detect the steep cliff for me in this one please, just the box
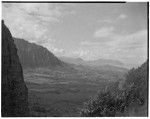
[14,38,63,69]
[2,20,29,117]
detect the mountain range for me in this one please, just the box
[13,38,128,82]
[59,56,124,67]
[14,38,127,71]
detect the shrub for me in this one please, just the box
[81,90,119,117]
[81,61,148,117]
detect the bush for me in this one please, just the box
[81,61,148,117]
[81,90,119,117]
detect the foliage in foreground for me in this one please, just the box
[81,61,148,117]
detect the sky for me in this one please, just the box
[2,2,148,67]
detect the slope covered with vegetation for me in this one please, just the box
[81,61,148,117]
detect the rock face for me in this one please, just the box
[2,20,29,117]
[14,38,63,69]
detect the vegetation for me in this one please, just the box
[81,61,148,117]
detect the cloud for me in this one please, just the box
[116,30,147,49]
[98,14,127,26]
[117,14,127,20]
[51,47,65,55]
[98,19,112,24]
[81,41,101,46]
[94,26,114,38]
[81,29,147,65]
[71,48,115,61]
[2,3,74,42]
[2,3,75,58]
[104,29,147,65]
[73,50,90,57]
[41,41,65,56]
[98,13,127,25]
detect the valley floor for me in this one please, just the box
[24,68,112,116]
[27,81,107,116]
[23,64,147,117]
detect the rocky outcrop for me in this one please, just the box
[14,38,63,69]
[2,20,29,117]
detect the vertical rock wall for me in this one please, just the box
[2,20,29,117]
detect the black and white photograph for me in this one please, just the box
[2,1,148,117]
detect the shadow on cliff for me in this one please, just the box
[2,20,29,117]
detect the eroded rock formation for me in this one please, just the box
[14,38,63,69]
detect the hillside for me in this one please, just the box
[14,38,64,69]
[122,60,148,116]
[81,60,148,117]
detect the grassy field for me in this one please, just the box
[27,81,109,116]
[23,68,126,117]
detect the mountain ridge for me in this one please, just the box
[14,38,65,69]
[59,56,125,68]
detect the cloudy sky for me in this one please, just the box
[2,2,147,67]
